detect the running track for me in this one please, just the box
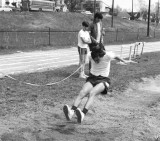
[0,41,160,77]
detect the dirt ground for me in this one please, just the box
[0,74,160,141]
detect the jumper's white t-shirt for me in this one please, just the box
[78,29,91,49]
[88,51,115,77]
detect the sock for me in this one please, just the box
[82,108,88,115]
[71,106,77,111]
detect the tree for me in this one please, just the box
[142,10,148,21]
[12,2,17,8]
[137,0,148,21]
[5,1,10,5]
[64,0,81,12]
[138,0,147,12]
[116,5,122,14]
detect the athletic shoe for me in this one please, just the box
[79,74,88,79]
[75,108,85,123]
[63,104,74,121]
[84,74,88,78]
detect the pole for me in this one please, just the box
[158,0,159,18]
[94,0,96,18]
[156,0,159,26]
[49,27,51,45]
[111,0,114,27]
[147,0,151,37]
[132,0,133,16]
[130,0,134,20]
[71,0,72,12]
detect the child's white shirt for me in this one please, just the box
[78,29,91,49]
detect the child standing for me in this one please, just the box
[77,21,91,79]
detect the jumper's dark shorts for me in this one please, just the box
[86,73,111,95]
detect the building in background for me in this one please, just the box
[0,0,68,12]
[83,0,111,13]
[55,0,68,12]
[21,0,69,12]
[0,0,8,7]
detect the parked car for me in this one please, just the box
[81,10,92,15]
[0,6,12,12]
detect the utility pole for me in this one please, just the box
[132,0,133,16]
[111,0,114,27]
[147,0,151,37]
[94,0,96,18]
[156,0,160,26]
[130,0,134,20]
[158,0,160,18]
[71,0,73,12]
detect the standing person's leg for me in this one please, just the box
[79,48,88,78]
[78,46,83,76]
[82,48,88,77]
[63,82,93,121]
[78,46,82,67]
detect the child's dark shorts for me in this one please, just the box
[78,46,87,55]
[86,73,111,95]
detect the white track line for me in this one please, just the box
[0,55,79,67]
[1,41,160,76]
[0,50,78,61]
[0,59,78,72]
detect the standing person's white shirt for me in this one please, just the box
[78,29,91,49]
[77,21,91,79]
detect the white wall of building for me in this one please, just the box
[0,0,6,7]
[86,0,110,12]
[100,1,105,12]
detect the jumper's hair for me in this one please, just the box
[91,45,105,63]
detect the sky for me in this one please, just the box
[104,0,158,11]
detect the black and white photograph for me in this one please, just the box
[0,0,160,140]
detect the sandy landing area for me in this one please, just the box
[0,75,160,141]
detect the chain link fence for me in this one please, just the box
[0,28,160,50]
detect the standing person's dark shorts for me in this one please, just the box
[78,46,87,55]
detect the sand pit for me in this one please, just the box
[0,75,160,141]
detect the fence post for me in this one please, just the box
[154,28,156,38]
[137,28,139,40]
[116,28,118,41]
[48,27,51,45]
[4,32,9,49]
[15,31,18,42]
[129,45,132,61]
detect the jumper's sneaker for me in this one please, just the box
[75,108,85,123]
[63,104,74,121]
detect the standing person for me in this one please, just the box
[89,12,105,52]
[156,17,159,27]
[88,12,105,72]
[77,21,91,79]
[63,45,131,123]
